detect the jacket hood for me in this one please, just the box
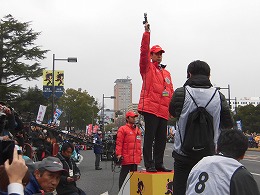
[183,75,212,88]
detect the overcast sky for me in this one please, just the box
[2,0,260,109]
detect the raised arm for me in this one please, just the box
[139,23,151,76]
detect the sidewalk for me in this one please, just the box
[247,147,260,152]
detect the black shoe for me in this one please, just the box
[95,167,102,170]
[146,166,157,172]
[155,165,172,172]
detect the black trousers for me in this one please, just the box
[95,153,101,167]
[143,112,167,168]
[173,159,198,195]
[119,164,137,190]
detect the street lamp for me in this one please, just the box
[101,94,116,132]
[216,84,231,108]
[51,54,77,123]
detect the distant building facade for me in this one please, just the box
[114,78,132,113]
[230,97,260,111]
[127,103,138,113]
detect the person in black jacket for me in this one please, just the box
[0,103,16,137]
[56,142,86,195]
[44,137,53,157]
[169,60,234,195]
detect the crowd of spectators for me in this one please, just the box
[0,102,90,194]
[244,132,260,148]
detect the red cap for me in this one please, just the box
[150,45,165,54]
[126,111,138,118]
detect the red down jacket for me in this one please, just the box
[138,31,174,120]
[115,123,142,165]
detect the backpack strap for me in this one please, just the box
[179,87,218,145]
[186,88,198,108]
[186,87,218,108]
[205,88,218,108]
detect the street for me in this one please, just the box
[77,143,260,195]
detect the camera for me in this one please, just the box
[111,153,123,165]
[143,13,148,24]
[72,173,80,180]
[0,140,15,165]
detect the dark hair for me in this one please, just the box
[37,167,47,177]
[217,129,248,159]
[187,60,211,78]
[61,142,74,152]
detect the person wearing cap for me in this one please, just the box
[56,142,86,195]
[93,130,103,170]
[24,156,65,195]
[138,21,174,172]
[115,111,142,190]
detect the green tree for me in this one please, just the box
[234,104,260,133]
[104,123,117,132]
[0,14,48,101]
[57,88,99,130]
[115,110,123,118]
[10,86,49,123]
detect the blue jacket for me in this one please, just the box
[93,134,103,154]
[24,174,42,195]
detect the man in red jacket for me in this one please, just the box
[138,22,174,172]
[116,111,142,190]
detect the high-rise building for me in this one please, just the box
[114,78,132,113]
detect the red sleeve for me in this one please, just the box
[139,32,151,75]
[115,127,124,156]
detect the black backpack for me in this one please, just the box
[180,87,218,160]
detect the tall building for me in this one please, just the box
[114,78,132,113]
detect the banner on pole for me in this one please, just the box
[36,105,47,124]
[54,70,64,98]
[87,124,93,135]
[43,70,53,98]
[42,70,65,98]
[53,108,63,125]
[93,125,98,134]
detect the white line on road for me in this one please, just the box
[243,159,260,163]
[251,172,260,176]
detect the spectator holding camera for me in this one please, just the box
[56,142,86,195]
[0,102,15,137]
[115,111,142,190]
[0,102,23,142]
[1,147,28,195]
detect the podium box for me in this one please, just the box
[118,171,174,195]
